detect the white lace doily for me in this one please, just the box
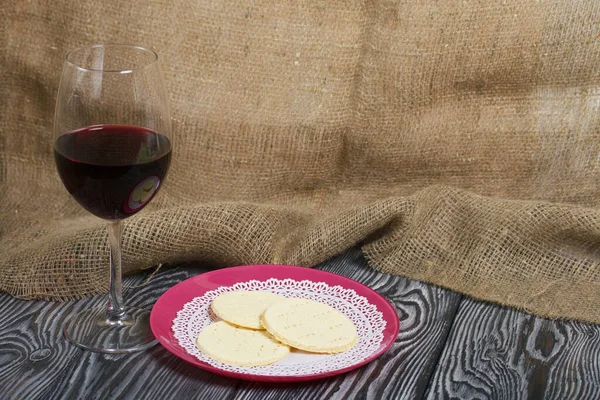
[172,278,387,376]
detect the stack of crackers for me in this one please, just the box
[196,291,358,367]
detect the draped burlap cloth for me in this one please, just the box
[2,0,600,324]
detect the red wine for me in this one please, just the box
[54,125,172,220]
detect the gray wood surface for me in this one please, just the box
[425,297,600,400]
[1,248,599,400]
[0,249,460,400]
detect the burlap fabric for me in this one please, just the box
[2,0,600,324]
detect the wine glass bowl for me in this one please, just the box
[54,44,172,353]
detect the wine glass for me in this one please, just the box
[54,44,172,353]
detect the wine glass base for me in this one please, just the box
[64,306,157,354]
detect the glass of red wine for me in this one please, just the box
[54,44,172,353]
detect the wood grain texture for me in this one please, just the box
[0,297,81,400]
[0,248,461,400]
[425,297,600,400]
[28,269,239,400]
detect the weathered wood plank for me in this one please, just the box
[0,249,462,400]
[0,298,78,399]
[45,268,240,400]
[0,268,240,400]
[425,297,600,400]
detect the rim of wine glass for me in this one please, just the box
[65,44,159,73]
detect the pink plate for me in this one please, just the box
[150,265,399,382]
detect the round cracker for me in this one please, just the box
[261,298,358,354]
[196,321,290,367]
[211,291,283,329]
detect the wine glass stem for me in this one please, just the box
[107,220,126,321]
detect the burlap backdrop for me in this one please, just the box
[2,0,600,323]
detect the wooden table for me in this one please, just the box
[1,248,599,399]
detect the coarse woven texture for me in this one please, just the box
[1,0,600,323]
